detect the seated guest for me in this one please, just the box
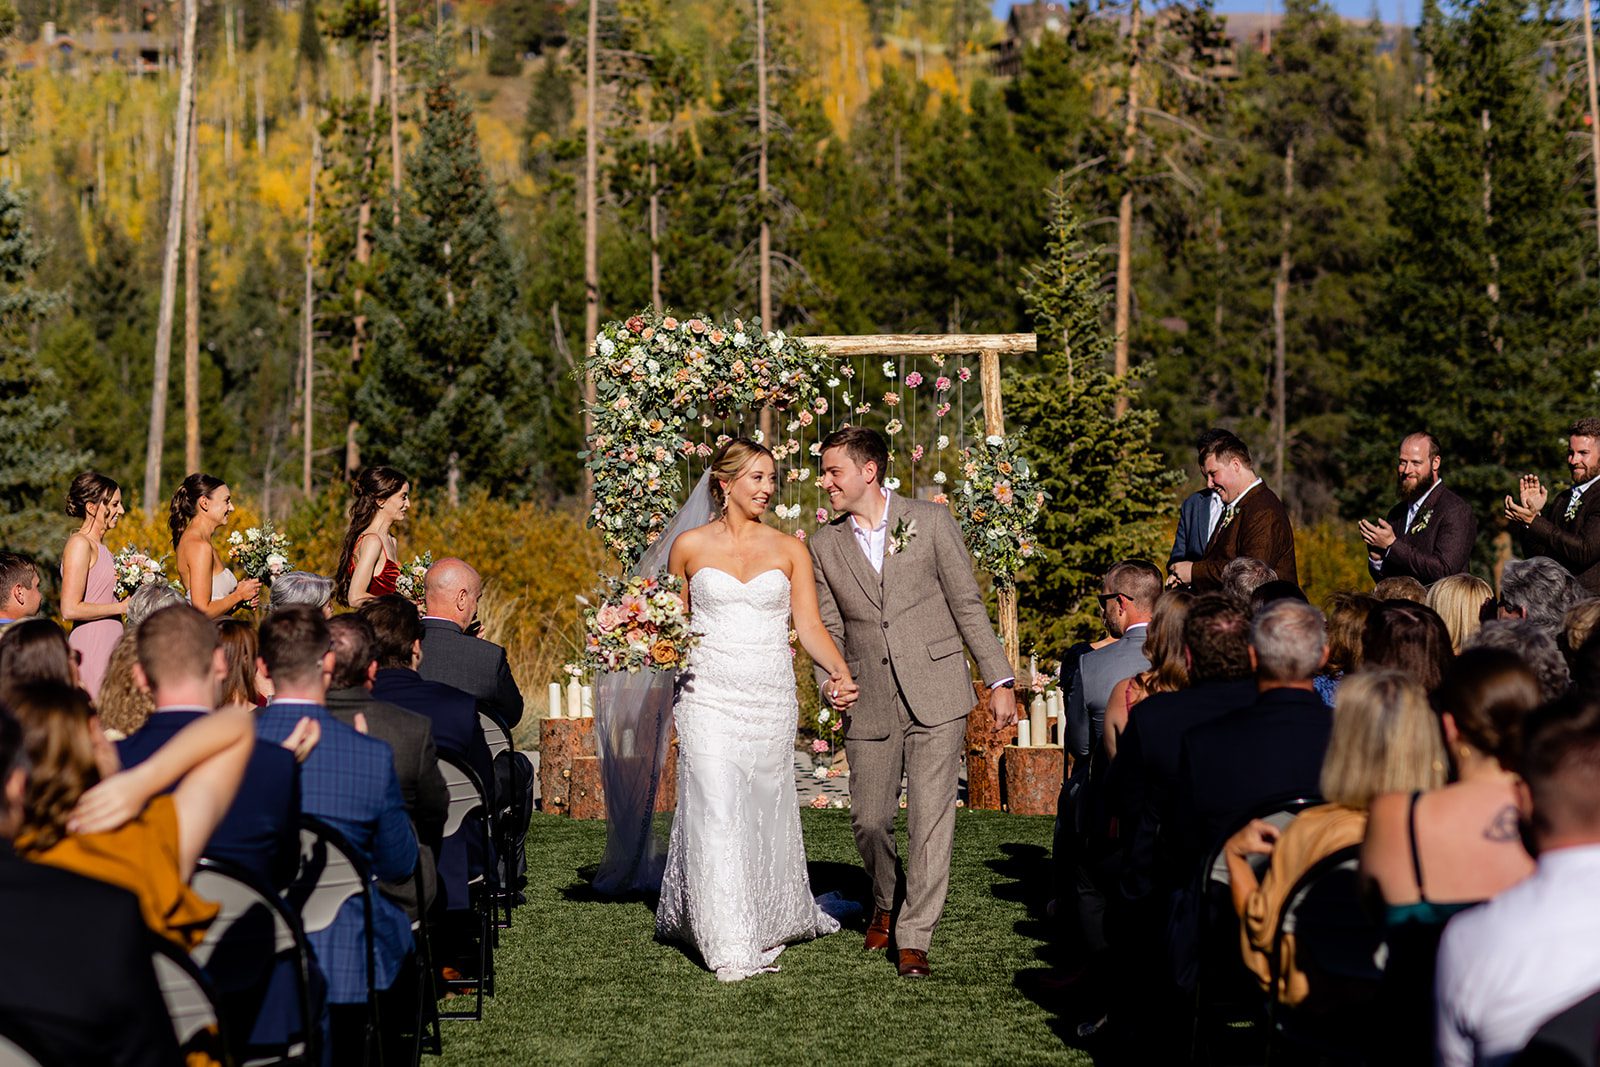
[1373,576,1428,604]
[1499,556,1583,638]
[1315,592,1377,706]
[418,558,524,729]
[1174,599,1333,869]
[1105,590,1193,760]
[1363,599,1455,692]
[1249,579,1307,618]
[10,680,253,947]
[269,571,335,617]
[97,633,154,738]
[0,619,77,699]
[1428,573,1494,653]
[1364,650,1541,1065]
[1220,557,1276,614]
[1225,669,1446,1006]
[1436,693,1600,1065]
[326,613,447,916]
[254,606,417,1062]
[363,594,494,913]
[1561,598,1600,669]
[218,618,267,706]
[1466,621,1572,702]
[0,705,182,1066]
[0,552,42,627]
[126,582,186,630]
[116,605,301,889]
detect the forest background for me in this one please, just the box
[2,0,1598,699]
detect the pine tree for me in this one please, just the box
[298,0,326,70]
[1353,0,1600,526]
[1008,182,1179,649]
[0,181,85,552]
[358,47,540,503]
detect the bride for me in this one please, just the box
[655,437,860,981]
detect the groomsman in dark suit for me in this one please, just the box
[1168,432,1297,592]
[1169,431,1229,566]
[1507,418,1600,594]
[1360,432,1477,585]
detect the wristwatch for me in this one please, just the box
[996,680,1015,689]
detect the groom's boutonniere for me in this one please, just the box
[1409,509,1432,536]
[888,517,918,557]
[1216,503,1238,534]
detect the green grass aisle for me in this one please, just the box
[439,809,1093,1066]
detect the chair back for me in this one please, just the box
[151,935,225,1048]
[1272,843,1385,994]
[0,1033,42,1067]
[441,753,488,839]
[479,713,510,759]
[291,816,370,936]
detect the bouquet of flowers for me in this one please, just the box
[955,429,1048,591]
[581,573,700,674]
[112,547,170,599]
[227,523,292,582]
[394,551,433,604]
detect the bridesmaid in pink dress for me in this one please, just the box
[60,472,129,700]
[335,466,411,608]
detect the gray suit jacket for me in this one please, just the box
[1066,627,1150,759]
[810,494,1012,740]
[418,617,524,729]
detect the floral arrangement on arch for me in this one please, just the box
[954,429,1047,591]
[582,308,835,569]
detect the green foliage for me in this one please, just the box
[358,46,543,496]
[0,181,85,552]
[297,0,326,70]
[1009,182,1179,651]
[486,0,565,77]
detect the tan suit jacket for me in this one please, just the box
[809,494,1011,740]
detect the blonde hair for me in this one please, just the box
[1564,598,1600,657]
[1427,573,1493,653]
[708,437,775,515]
[95,632,155,737]
[1320,668,1447,810]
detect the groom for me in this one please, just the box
[812,426,1018,978]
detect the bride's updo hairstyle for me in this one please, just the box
[65,471,120,520]
[334,465,409,605]
[169,473,227,550]
[708,437,775,516]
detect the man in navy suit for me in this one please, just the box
[255,606,417,1064]
[116,604,300,889]
[1169,430,1231,566]
[362,594,495,913]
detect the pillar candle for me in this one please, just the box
[566,678,582,718]
[1016,719,1032,748]
[548,682,563,719]
[1029,694,1047,749]
[581,685,594,718]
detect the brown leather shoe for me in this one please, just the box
[897,949,930,978]
[864,907,893,951]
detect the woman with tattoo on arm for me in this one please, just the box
[1360,649,1542,1064]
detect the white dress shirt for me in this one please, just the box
[1204,490,1224,544]
[1405,478,1443,534]
[1567,474,1600,517]
[850,488,892,574]
[1436,843,1600,1066]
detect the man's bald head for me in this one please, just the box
[424,557,482,627]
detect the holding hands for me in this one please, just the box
[824,669,859,711]
[1505,474,1546,525]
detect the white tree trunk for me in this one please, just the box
[582,0,600,503]
[184,104,201,474]
[1273,141,1294,489]
[303,126,321,497]
[1111,0,1142,418]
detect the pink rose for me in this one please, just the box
[957,366,972,382]
[626,315,644,333]
[883,392,900,406]
[811,739,830,754]
[935,376,952,392]
[905,371,923,388]
[662,316,679,330]
[794,530,807,541]
[709,329,725,344]
[912,445,925,461]
[815,508,829,523]
[936,402,951,418]
[688,318,706,333]
[809,794,829,809]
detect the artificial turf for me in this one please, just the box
[437,809,1093,1066]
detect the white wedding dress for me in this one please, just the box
[655,566,840,981]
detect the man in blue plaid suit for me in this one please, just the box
[256,606,418,1062]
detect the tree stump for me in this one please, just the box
[539,717,596,815]
[569,755,605,820]
[654,732,680,814]
[1002,745,1064,816]
[965,683,1014,811]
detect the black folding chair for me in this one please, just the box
[437,752,496,1022]
[1189,794,1325,1064]
[478,712,517,930]
[150,933,232,1066]
[191,856,320,1067]
[410,859,443,1058]
[1265,844,1386,1065]
[287,815,378,1067]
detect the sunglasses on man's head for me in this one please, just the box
[1095,591,1127,607]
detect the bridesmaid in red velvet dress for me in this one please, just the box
[60,472,128,700]
[335,466,411,608]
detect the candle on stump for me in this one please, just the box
[581,685,594,718]
[1016,719,1032,748]
[1029,694,1047,749]
[566,679,582,718]
[548,682,563,719]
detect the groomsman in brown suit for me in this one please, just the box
[1506,418,1600,594]
[1169,431,1296,592]
[1360,432,1478,585]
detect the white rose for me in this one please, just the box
[818,708,830,722]
[733,332,749,347]
[934,471,947,485]
[246,527,261,539]
[266,553,288,574]
[812,765,829,780]
[937,434,950,450]
[826,377,840,389]
[228,531,244,545]
[809,443,822,456]
[985,435,1004,447]
[597,336,616,357]
[884,477,902,491]
[798,468,811,482]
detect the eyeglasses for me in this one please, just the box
[1095,591,1127,608]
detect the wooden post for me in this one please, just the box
[302,124,320,498]
[581,0,600,507]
